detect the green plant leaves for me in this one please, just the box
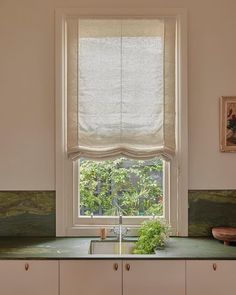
[79,158,164,217]
[133,219,170,254]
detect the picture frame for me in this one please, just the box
[220,96,236,152]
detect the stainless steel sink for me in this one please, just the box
[90,240,136,255]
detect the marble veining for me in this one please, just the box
[0,191,55,236]
[0,190,236,237]
[0,237,235,259]
[189,190,236,236]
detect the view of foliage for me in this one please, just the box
[79,157,163,217]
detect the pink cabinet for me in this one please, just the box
[0,260,59,295]
[187,260,236,295]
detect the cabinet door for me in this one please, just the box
[60,260,122,295]
[186,260,236,295]
[0,260,58,295]
[123,260,185,295]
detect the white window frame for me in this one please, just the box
[55,8,188,237]
[73,159,170,226]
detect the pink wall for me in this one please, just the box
[0,0,236,190]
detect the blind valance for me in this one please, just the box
[66,18,176,160]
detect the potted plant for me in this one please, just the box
[133,219,170,254]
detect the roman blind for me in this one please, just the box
[66,18,176,160]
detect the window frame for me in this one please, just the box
[55,8,188,237]
[73,159,169,225]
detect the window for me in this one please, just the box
[56,9,188,237]
[79,157,164,218]
[73,156,169,233]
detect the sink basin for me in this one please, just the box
[90,240,136,255]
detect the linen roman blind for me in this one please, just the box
[66,18,176,160]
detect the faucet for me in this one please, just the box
[110,215,129,240]
[119,214,122,226]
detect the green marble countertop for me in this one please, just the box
[0,237,235,260]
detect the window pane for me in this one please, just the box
[79,157,164,217]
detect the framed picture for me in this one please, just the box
[220,96,236,152]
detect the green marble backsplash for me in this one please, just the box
[189,190,236,236]
[0,191,55,236]
[0,190,236,237]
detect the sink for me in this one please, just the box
[89,240,136,255]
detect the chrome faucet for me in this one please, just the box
[110,215,129,240]
[119,214,122,226]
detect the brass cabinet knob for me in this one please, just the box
[213,263,217,271]
[114,263,119,271]
[25,263,29,271]
[126,263,130,271]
